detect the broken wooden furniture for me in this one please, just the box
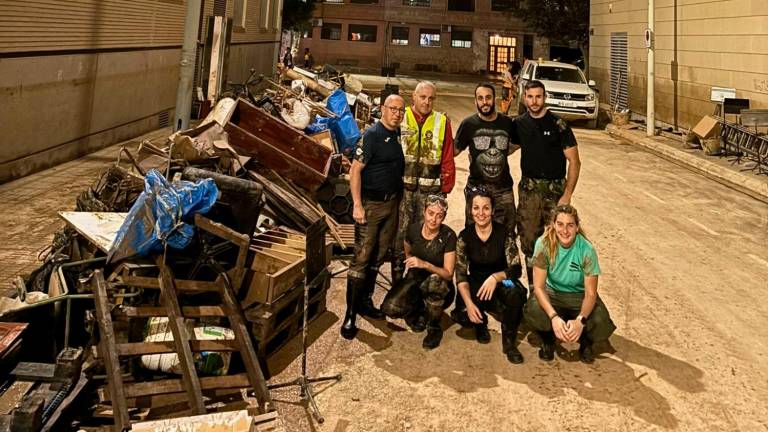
[226,98,334,191]
[92,214,273,432]
[243,225,331,369]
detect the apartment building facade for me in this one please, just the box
[298,0,550,74]
[590,0,768,129]
[0,0,282,183]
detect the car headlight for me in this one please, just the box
[584,93,595,101]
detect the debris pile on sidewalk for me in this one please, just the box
[0,68,380,430]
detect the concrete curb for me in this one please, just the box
[605,124,768,204]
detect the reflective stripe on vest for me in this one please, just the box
[400,107,447,191]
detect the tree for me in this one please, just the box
[515,0,590,74]
[281,0,315,32]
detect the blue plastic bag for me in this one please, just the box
[304,89,361,156]
[108,169,219,263]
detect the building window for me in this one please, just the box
[349,24,377,42]
[321,23,342,40]
[451,28,472,48]
[448,0,473,12]
[403,0,430,6]
[491,0,518,12]
[391,26,409,45]
[419,29,440,47]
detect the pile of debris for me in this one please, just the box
[0,66,378,431]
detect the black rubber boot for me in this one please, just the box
[422,304,443,349]
[475,324,491,344]
[390,261,404,288]
[358,269,385,320]
[538,330,555,361]
[502,324,523,364]
[341,278,363,339]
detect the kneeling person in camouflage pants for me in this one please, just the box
[381,195,456,349]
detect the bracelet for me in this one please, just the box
[549,312,559,321]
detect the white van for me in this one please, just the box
[517,60,599,128]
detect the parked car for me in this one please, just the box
[517,60,599,128]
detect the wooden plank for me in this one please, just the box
[217,275,274,414]
[58,212,127,253]
[156,260,206,415]
[10,363,56,382]
[92,270,130,432]
[114,306,226,319]
[131,409,253,432]
[122,374,251,399]
[116,340,238,356]
[122,275,219,292]
[0,381,33,415]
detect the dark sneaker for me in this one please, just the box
[579,343,595,364]
[505,347,524,364]
[538,342,555,361]
[422,329,443,349]
[475,325,491,344]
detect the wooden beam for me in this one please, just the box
[116,340,238,356]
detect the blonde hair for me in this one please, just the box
[540,204,588,265]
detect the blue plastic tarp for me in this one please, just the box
[107,169,219,263]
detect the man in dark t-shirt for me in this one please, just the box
[454,83,519,229]
[342,94,406,340]
[512,80,581,290]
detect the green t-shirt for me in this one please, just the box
[532,233,600,293]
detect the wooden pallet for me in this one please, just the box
[244,278,328,342]
[92,215,274,432]
[255,290,327,360]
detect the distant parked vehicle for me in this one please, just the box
[517,60,599,128]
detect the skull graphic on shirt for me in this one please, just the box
[472,128,509,181]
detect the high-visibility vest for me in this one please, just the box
[399,107,447,193]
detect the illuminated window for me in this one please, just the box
[391,26,409,45]
[348,24,377,42]
[451,28,472,48]
[419,29,440,47]
[321,23,342,40]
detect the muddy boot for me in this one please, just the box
[502,323,523,364]
[475,324,491,344]
[422,304,444,350]
[579,335,595,364]
[405,307,426,332]
[340,278,363,340]
[538,331,555,361]
[450,294,471,328]
[390,260,404,287]
[358,270,385,320]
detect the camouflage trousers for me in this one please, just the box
[463,182,517,235]
[392,189,444,273]
[516,177,565,261]
[348,197,400,281]
[380,269,454,319]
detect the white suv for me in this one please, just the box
[517,60,599,128]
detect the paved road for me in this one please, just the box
[282,87,768,431]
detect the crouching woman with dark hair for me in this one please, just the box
[455,188,527,364]
[525,204,616,363]
[380,195,457,349]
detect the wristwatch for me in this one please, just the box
[577,314,587,325]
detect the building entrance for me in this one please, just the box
[488,35,516,73]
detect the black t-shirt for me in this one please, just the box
[355,122,405,195]
[455,114,516,189]
[456,222,519,284]
[513,111,577,180]
[406,223,457,268]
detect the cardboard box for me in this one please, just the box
[692,115,721,139]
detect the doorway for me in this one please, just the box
[488,35,516,73]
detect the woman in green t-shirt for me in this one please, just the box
[524,204,616,363]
